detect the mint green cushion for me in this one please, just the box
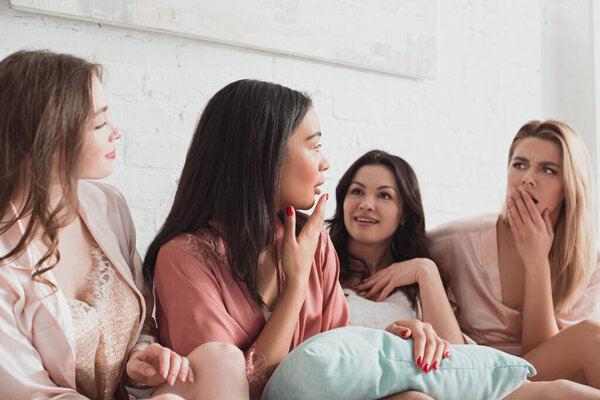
[262,327,535,400]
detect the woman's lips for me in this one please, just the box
[106,150,116,159]
[523,189,539,204]
[354,216,378,227]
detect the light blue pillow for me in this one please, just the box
[262,326,535,400]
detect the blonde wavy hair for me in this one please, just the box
[501,120,596,314]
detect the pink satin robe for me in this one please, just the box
[153,222,350,398]
[428,213,600,356]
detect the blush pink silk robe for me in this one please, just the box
[0,181,155,399]
[428,213,600,356]
[153,222,350,398]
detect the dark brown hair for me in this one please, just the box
[327,150,455,312]
[143,79,312,305]
[0,50,101,285]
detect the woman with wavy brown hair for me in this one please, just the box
[0,50,248,400]
[327,150,464,369]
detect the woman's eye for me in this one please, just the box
[349,188,363,195]
[313,143,322,151]
[378,192,392,200]
[542,167,556,175]
[512,162,525,169]
[95,122,107,130]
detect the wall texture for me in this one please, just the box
[0,0,544,253]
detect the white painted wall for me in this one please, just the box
[0,1,548,253]
[541,0,598,231]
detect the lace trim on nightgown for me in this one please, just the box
[67,245,141,400]
[344,288,420,329]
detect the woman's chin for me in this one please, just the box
[294,198,316,211]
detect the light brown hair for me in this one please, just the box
[0,50,101,285]
[501,120,596,313]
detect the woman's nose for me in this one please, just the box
[109,121,122,141]
[358,198,374,211]
[521,172,536,188]
[319,154,330,172]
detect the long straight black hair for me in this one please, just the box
[327,150,456,312]
[143,79,311,305]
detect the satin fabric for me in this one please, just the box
[428,213,600,356]
[154,222,350,398]
[0,181,156,399]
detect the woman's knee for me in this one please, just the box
[382,391,433,400]
[569,319,600,350]
[187,342,245,371]
[576,319,600,336]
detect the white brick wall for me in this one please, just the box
[0,0,544,253]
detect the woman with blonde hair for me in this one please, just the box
[429,120,600,388]
[0,50,248,399]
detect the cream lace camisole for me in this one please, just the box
[67,245,141,399]
[343,288,421,329]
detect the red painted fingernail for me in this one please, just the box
[401,329,410,337]
[423,363,430,373]
[432,361,439,370]
[286,206,293,216]
[417,356,423,367]
[326,193,329,200]
[444,351,450,358]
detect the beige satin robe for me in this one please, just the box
[0,181,156,399]
[428,213,600,356]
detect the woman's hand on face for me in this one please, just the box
[354,258,438,302]
[386,319,451,373]
[126,343,193,387]
[281,194,328,291]
[507,187,554,268]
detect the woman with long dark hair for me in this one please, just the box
[0,50,245,400]
[143,79,350,399]
[328,151,463,364]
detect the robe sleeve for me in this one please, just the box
[318,228,350,330]
[0,273,87,399]
[154,243,267,398]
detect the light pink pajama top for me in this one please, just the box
[0,181,155,399]
[153,222,350,398]
[428,214,600,356]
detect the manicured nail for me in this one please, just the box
[401,329,410,337]
[326,193,329,200]
[423,363,430,373]
[145,367,155,376]
[286,206,293,216]
[169,375,176,385]
[432,361,439,370]
[444,351,450,358]
[417,356,423,367]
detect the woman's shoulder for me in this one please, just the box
[78,180,129,214]
[428,213,497,242]
[160,228,226,265]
